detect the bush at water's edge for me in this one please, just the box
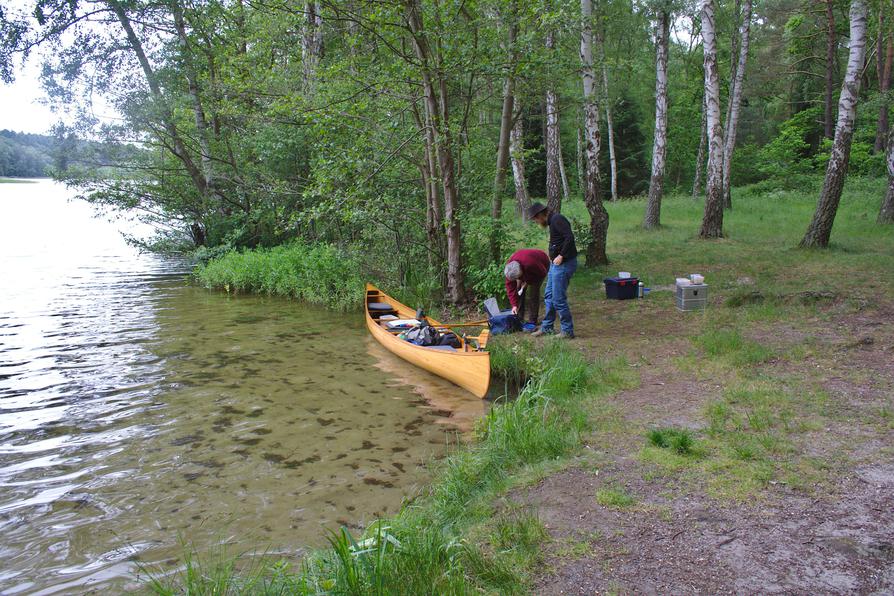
[195,242,364,311]
[143,338,635,594]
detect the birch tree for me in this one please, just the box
[545,22,563,213]
[405,0,465,300]
[597,24,619,202]
[644,8,670,229]
[880,125,894,223]
[581,0,609,264]
[721,0,752,209]
[698,0,725,239]
[801,0,868,248]
[824,0,836,139]
[510,107,531,219]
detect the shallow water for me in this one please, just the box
[0,180,485,593]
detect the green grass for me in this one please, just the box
[595,486,637,508]
[647,427,699,456]
[560,176,892,306]
[195,242,364,310]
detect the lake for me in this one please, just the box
[0,180,485,593]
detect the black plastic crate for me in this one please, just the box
[604,277,639,300]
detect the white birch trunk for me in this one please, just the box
[510,108,531,219]
[602,73,619,201]
[580,0,609,264]
[801,0,869,247]
[644,10,670,229]
[545,28,563,213]
[595,24,618,202]
[698,0,725,238]
[721,0,752,210]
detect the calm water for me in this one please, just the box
[0,180,485,593]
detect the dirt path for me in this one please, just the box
[518,299,894,594]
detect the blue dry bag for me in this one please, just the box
[488,314,522,335]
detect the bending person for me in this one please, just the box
[504,248,550,329]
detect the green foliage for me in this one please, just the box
[195,242,364,310]
[758,108,823,179]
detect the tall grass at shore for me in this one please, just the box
[195,242,364,310]
[145,339,634,594]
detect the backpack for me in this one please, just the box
[404,324,441,346]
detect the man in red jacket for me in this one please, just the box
[504,248,551,327]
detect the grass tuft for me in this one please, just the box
[595,486,637,508]
[647,427,698,456]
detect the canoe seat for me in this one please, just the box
[368,302,394,311]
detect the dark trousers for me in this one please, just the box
[517,281,542,325]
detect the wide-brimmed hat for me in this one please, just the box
[528,202,548,219]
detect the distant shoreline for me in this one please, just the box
[0,177,47,183]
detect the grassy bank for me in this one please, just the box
[146,339,635,594]
[195,243,364,311]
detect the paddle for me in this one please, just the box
[437,320,489,328]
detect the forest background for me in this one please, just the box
[1,0,892,307]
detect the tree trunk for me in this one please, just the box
[172,4,217,202]
[108,1,207,206]
[693,94,707,199]
[580,0,609,265]
[644,10,670,229]
[801,0,868,248]
[880,125,894,222]
[576,127,585,195]
[411,100,444,264]
[824,0,836,139]
[510,106,531,219]
[596,22,618,201]
[559,145,571,199]
[545,28,563,213]
[406,0,464,302]
[490,1,518,262]
[875,28,892,152]
[721,0,752,209]
[698,0,725,239]
[303,1,323,93]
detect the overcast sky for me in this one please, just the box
[1,55,58,135]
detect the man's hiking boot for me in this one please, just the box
[556,331,575,339]
[531,328,552,337]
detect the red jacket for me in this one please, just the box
[505,249,550,309]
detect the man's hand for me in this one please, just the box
[553,255,564,266]
[511,306,518,315]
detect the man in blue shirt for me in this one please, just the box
[528,202,578,339]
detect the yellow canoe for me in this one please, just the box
[364,284,490,398]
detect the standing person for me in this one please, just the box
[528,202,578,339]
[504,248,551,329]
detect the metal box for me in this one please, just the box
[675,284,708,311]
